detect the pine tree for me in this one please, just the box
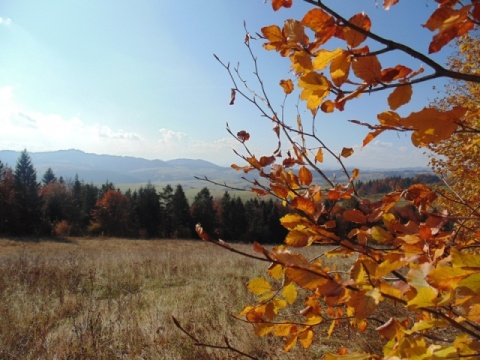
[160,184,174,238]
[135,182,162,238]
[171,184,192,238]
[41,167,57,185]
[191,187,217,236]
[13,150,42,235]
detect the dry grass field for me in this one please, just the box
[0,237,386,359]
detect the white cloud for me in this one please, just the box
[0,17,12,27]
[0,86,242,164]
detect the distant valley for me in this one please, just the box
[0,149,433,190]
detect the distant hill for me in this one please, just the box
[0,149,238,185]
[0,149,434,188]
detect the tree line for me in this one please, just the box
[0,150,287,243]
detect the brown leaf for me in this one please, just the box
[320,100,335,113]
[237,130,250,142]
[343,209,366,224]
[352,55,382,84]
[341,147,354,158]
[229,88,236,105]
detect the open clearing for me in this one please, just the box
[0,238,385,359]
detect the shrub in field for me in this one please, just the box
[186,1,480,358]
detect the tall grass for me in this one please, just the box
[0,238,385,359]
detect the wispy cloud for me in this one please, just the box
[0,17,12,27]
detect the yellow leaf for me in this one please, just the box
[273,323,296,337]
[267,263,284,280]
[371,225,393,244]
[285,228,311,247]
[315,148,324,163]
[451,248,480,269]
[468,304,480,324]
[388,84,413,110]
[327,320,336,338]
[313,48,343,71]
[298,329,314,348]
[284,334,298,352]
[254,322,274,336]
[426,266,474,291]
[247,277,272,296]
[341,147,354,158]
[282,282,297,304]
[290,50,313,75]
[330,51,351,87]
[298,72,331,110]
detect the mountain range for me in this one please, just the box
[0,149,433,188]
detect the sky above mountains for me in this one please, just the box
[0,1,450,168]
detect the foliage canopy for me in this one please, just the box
[187,1,480,358]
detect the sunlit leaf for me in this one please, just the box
[341,147,354,158]
[388,84,412,110]
[313,48,343,71]
[352,54,382,84]
[280,79,294,94]
[315,148,324,163]
[298,328,314,348]
[282,282,297,304]
[299,166,313,186]
[248,277,272,295]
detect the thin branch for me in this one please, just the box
[304,0,480,84]
[172,316,260,360]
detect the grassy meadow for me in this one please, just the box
[0,237,387,359]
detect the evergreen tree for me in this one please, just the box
[0,162,17,234]
[191,187,216,236]
[41,167,57,185]
[135,182,162,238]
[13,150,42,235]
[171,184,192,238]
[160,184,174,238]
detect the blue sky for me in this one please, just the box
[0,0,451,168]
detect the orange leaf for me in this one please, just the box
[321,100,335,113]
[291,196,316,216]
[363,130,384,147]
[315,148,324,163]
[352,55,382,84]
[271,0,292,11]
[299,166,313,186]
[343,209,366,224]
[383,0,399,10]
[280,79,294,94]
[271,184,289,199]
[341,147,354,158]
[388,84,413,110]
[301,8,334,33]
[400,106,466,146]
[340,13,371,48]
